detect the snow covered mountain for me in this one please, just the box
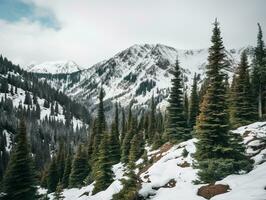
[35,44,253,113]
[26,60,83,74]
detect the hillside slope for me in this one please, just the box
[0,56,89,181]
[48,122,266,200]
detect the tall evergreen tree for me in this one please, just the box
[93,87,106,154]
[184,91,189,126]
[53,182,64,200]
[127,102,133,131]
[24,92,32,106]
[88,118,97,159]
[56,142,66,182]
[166,58,190,143]
[92,134,114,195]
[55,102,59,115]
[109,122,121,165]
[62,154,72,188]
[189,73,199,129]
[113,144,140,200]
[251,23,266,119]
[3,118,37,200]
[69,145,89,188]
[152,132,162,150]
[231,51,256,127]
[128,133,142,165]
[121,115,137,164]
[0,79,8,93]
[120,108,126,144]
[194,20,252,183]
[35,102,41,119]
[148,95,156,144]
[114,102,119,137]
[47,157,58,193]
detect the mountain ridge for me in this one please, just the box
[26,60,83,74]
[25,44,254,114]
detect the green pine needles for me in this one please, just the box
[3,118,37,200]
[194,20,253,184]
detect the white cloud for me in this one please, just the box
[0,0,265,67]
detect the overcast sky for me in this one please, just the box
[0,0,265,67]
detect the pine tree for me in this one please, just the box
[93,87,106,155]
[113,129,140,199]
[121,115,137,164]
[62,154,72,188]
[120,108,126,145]
[148,95,156,144]
[33,93,38,105]
[128,134,140,165]
[24,92,32,106]
[143,112,149,140]
[115,102,119,137]
[184,91,189,126]
[166,58,190,143]
[47,157,58,193]
[156,110,164,135]
[112,169,139,200]
[53,182,64,200]
[231,51,256,127]
[189,73,199,129]
[109,122,121,165]
[56,142,66,182]
[194,20,252,183]
[127,102,133,131]
[51,102,55,115]
[251,23,266,119]
[112,155,139,200]
[92,134,114,195]
[3,118,37,200]
[69,144,89,188]
[35,102,41,119]
[55,102,59,115]
[88,118,97,158]
[152,132,162,150]
[0,79,8,93]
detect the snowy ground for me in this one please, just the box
[48,163,125,200]
[47,122,266,200]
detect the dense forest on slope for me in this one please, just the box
[0,56,90,188]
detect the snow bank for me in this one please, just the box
[49,163,125,200]
[139,122,266,200]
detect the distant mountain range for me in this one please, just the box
[26,60,83,74]
[24,44,254,113]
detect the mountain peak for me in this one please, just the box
[26,60,83,74]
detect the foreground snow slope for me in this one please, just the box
[48,163,125,200]
[51,122,266,200]
[140,122,266,200]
